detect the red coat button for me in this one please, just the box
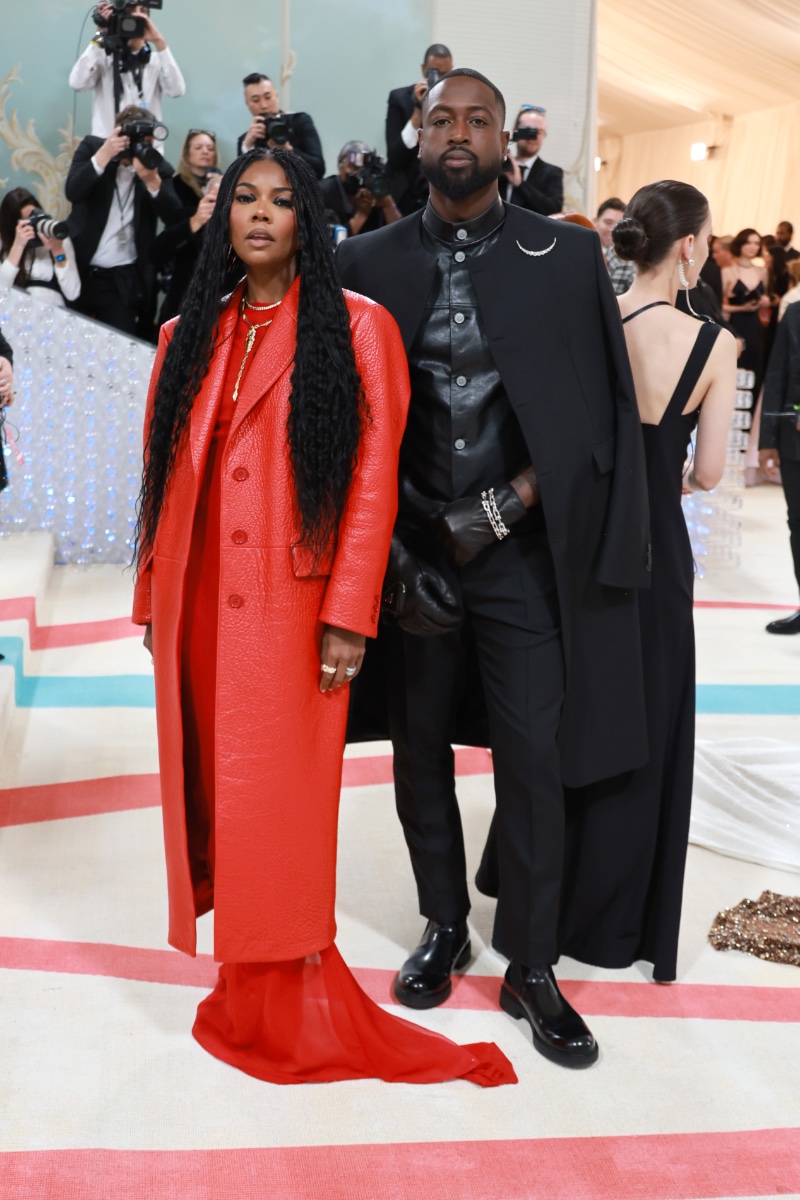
[232,467,249,482]
[228,594,245,609]
[232,530,248,545]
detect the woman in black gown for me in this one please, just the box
[559,181,736,981]
[721,228,770,398]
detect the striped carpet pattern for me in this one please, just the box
[1,487,799,1199]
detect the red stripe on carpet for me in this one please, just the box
[1,1130,799,1199]
[2,935,799,1023]
[693,600,796,610]
[0,596,138,649]
[0,750,494,828]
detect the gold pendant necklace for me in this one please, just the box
[232,294,281,403]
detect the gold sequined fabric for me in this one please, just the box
[709,891,800,966]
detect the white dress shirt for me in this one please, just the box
[69,41,185,140]
[89,162,139,269]
[0,240,81,306]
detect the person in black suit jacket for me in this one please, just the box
[236,73,324,178]
[66,104,181,341]
[341,68,650,1068]
[319,140,402,237]
[385,44,452,216]
[502,105,563,215]
[759,302,800,632]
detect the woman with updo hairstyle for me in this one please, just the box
[721,227,770,396]
[559,180,735,984]
[133,147,514,1088]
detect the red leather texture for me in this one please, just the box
[132,279,410,961]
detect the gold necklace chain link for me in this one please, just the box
[232,295,281,403]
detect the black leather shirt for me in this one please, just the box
[400,198,533,521]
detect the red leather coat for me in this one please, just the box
[133,279,409,961]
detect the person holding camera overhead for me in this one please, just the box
[320,141,402,238]
[69,2,185,140]
[66,103,181,341]
[237,74,325,179]
[385,44,453,216]
[502,105,563,216]
[0,188,81,307]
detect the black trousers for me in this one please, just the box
[386,529,565,965]
[780,456,800,595]
[76,265,151,340]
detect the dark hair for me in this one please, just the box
[597,196,627,219]
[423,43,451,64]
[612,180,709,267]
[134,148,366,567]
[778,220,794,235]
[115,103,151,125]
[242,72,271,87]
[423,67,506,123]
[0,186,40,287]
[177,129,220,198]
[767,244,789,297]
[730,227,762,257]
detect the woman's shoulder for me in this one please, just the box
[342,288,398,334]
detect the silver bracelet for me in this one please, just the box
[481,488,510,541]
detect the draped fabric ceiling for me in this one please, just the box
[596,0,800,235]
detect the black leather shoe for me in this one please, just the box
[393,919,471,1009]
[766,610,800,634]
[500,962,599,1068]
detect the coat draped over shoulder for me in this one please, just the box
[133,279,410,960]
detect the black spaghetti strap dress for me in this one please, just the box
[558,306,722,982]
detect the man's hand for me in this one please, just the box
[0,357,14,407]
[383,536,462,637]
[132,5,166,49]
[353,188,376,214]
[242,118,265,153]
[189,191,216,234]
[319,625,365,692]
[437,483,529,566]
[502,155,522,189]
[95,126,129,171]
[132,157,161,191]
[759,447,780,480]
[410,81,427,129]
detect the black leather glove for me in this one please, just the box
[382,535,462,637]
[436,483,528,566]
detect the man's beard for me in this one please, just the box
[421,150,502,201]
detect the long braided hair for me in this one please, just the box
[134,148,366,567]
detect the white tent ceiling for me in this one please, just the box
[598,0,800,136]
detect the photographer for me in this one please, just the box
[236,73,324,178]
[385,43,452,215]
[502,105,563,215]
[152,129,222,324]
[69,2,185,140]
[0,188,81,307]
[320,141,401,237]
[66,103,181,340]
[0,328,12,494]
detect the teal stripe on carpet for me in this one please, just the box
[696,684,800,715]
[0,638,154,708]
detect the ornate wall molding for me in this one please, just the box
[0,65,79,218]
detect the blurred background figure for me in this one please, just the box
[778,259,800,322]
[502,105,563,215]
[775,220,799,261]
[0,187,81,307]
[236,73,324,178]
[722,228,771,400]
[594,197,635,294]
[320,140,401,238]
[385,43,453,216]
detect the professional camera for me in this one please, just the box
[255,114,293,147]
[91,0,163,51]
[119,118,168,169]
[511,126,542,142]
[26,209,70,247]
[342,151,391,201]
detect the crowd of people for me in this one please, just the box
[1,20,798,1094]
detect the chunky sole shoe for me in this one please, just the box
[499,984,599,1068]
[392,939,471,1010]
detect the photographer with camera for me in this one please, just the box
[0,326,13,494]
[385,44,453,216]
[320,141,401,237]
[152,129,223,324]
[502,105,563,216]
[69,2,185,141]
[236,73,325,179]
[0,188,81,307]
[66,103,181,340]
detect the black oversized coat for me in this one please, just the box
[339,203,651,786]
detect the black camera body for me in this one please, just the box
[92,0,163,51]
[26,209,70,248]
[119,118,168,169]
[343,151,391,201]
[512,127,542,143]
[255,114,293,147]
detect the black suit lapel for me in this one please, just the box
[363,215,437,350]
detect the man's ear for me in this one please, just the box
[500,130,510,157]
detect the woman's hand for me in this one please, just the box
[189,191,216,234]
[319,625,366,692]
[143,624,153,658]
[39,231,64,259]
[9,219,36,266]
[0,356,13,406]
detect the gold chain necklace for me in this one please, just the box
[232,294,281,403]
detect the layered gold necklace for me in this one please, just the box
[232,294,282,403]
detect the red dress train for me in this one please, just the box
[180,314,516,1087]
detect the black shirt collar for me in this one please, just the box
[422,196,505,246]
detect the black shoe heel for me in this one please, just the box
[453,941,471,971]
[499,984,526,1021]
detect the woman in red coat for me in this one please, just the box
[133,148,515,1087]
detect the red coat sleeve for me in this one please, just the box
[319,299,410,638]
[132,322,174,626]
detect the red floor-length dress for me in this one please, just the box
[179,311,516,1087]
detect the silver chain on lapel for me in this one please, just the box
[516,237,557,257]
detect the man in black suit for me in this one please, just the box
[760,302,800,633]
[237,73,324,179]
[776,221,799,263]
[320,140,402,237]
[66,103,181,341]
[502,105,563,215]
[340,69,650,1068]
[385,43,452,216]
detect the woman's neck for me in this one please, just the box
[738,257,758,269]
[625,265,679,308]
[244,260,298,306]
